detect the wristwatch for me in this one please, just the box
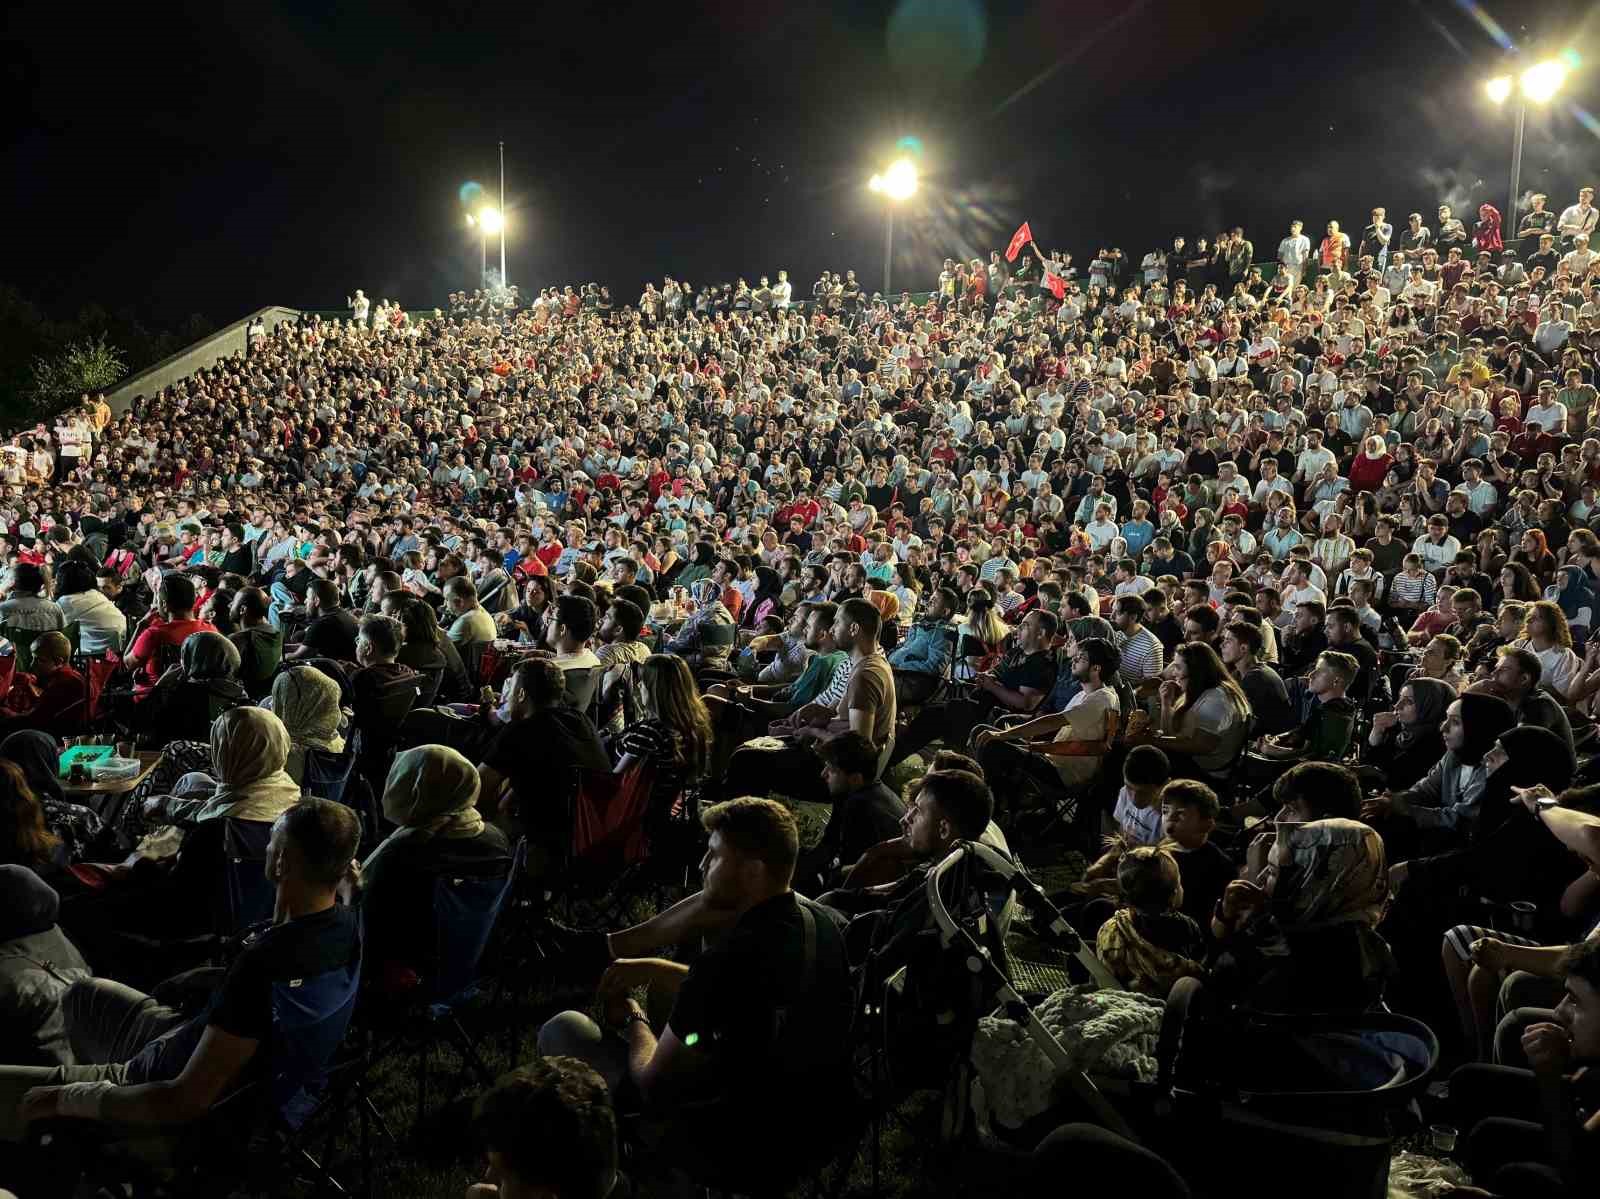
[621,1010,649,1031]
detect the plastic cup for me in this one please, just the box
[1430,1123,1458,1154]
[1509,901,1537,934]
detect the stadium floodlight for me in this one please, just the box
[1485,57,1573,252]
[1519,59,1568,103]
[869,156,920,294]
[476,207,504,234]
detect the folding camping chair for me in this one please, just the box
[360,840,524,1129]
[30,929,365,1198]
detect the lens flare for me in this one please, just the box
[1484,75,1513,104]
[1520,59,1567,103]
[459,181,484,208]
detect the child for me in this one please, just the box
[1160,780,1236,936]
[1095,846,1207,998]
[1110,744,1170,847]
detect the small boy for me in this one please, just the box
[1094,845,1207,998]
[1110,744,1170,847]
[1160,780,1236,936]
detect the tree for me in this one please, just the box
[26,334,125,418]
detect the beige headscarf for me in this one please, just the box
[193,707,304,823]
[270,666,347,783]
[1278,818,1389,931]
[365,744,484,869]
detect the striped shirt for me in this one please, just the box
[1387,570,1438,609]
[1115,625,1165,683]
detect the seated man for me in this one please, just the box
[466,1058,622,1199]
[1247,650,1359,772]
[0,800,361,1156]
[795,731,906,896]
[889,608,1058,768]
[1447,937,1600,1197]
[972,636,1120,845]
[0,632,84,736]
[721,599,895,804]
[444,576,499,647]
[286,578,359,663]
[888,586,958,706]
[0,866,91,1067]
[537,798,852,1183]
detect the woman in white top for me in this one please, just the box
[52,561,127,655]
[1136,641,1252,781]
[1514,599,1582,700]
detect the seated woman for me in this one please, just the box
[388,593,462,706]
[609,655,713,841]
[663,580,736,675]
[1212,765,1393,1013]
[0,761,80,893]
[360,744,511,986]
[1095,845,1207,999]
[1442,799,1600,1063]
[267,665,348,789]
[139,707,303,832]
[1360,677,1452,792]
[134,631,250,746]
[0,730,109,865]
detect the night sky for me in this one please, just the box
[5,0,1599,326]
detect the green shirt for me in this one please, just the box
[782,650,846,705]
[1558,385,1598,433]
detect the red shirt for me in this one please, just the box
[129,617,217,692]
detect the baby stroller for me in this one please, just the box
[905,842,1438,1199]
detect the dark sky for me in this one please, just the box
[5,0,1599,326]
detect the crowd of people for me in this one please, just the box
[1,182,1600,1196]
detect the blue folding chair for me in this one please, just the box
[301,746,356,807]
[29,923,365,1197]
[223,818,277,933]
[414,840,524,1123]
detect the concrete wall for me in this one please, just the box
[102,305,303,416]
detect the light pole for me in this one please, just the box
[466,207,503,289]
[868,157,918,295]
[498,140,508,290]
[1486,59,1569,235]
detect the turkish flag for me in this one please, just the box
[1005,221,1033,262]
[1044,273,1066,300]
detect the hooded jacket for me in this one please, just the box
[0,866,92,1066]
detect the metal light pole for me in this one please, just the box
[1487,60,1569,236]
[868,156,918,298]
[492,139,505,288]
[884,207,895,295]
[1507,98,1526,242]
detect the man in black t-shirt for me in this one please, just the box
[797,731,906,894]
[3,800,361,1146]
[219,523,255,578]
[888,609,1058,768]
[288,577,359,662]
[537,798,851,1181]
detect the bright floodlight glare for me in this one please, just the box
[477,207,504,234]
[868,174,885,193]
[1520,59,1567,103]
[880,158,918,201]
[1484,75,1514,104]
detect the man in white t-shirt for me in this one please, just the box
[973,638,1121,848]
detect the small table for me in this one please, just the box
[63,751,162,810]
